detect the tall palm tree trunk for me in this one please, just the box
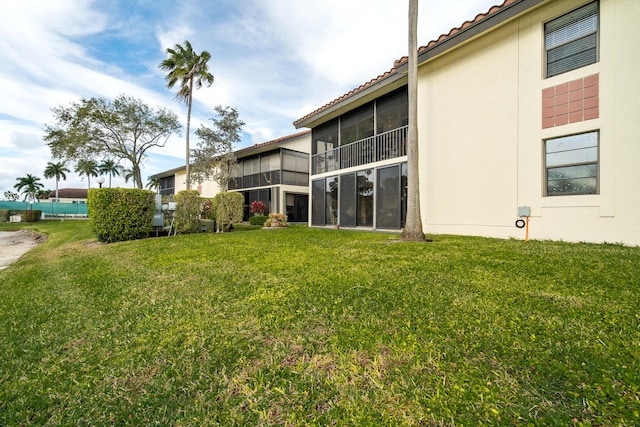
[402,0,427,242]
[185,77,194,190]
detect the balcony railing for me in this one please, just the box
[312,126,407,174]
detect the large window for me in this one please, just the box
[312,120,338,155]
[325,176,339,225]
[312,179,325,226]
[376,165,405,229]
[311,88,409,174]
[339,173,357,227]
[230,149,308,190]
[159,175,175,196]
[545,131,599,196]
[311,163,406,228]
[357,170,374,226]
[545,1,598,78]
[340,104,374,145]
[377,88,408,134]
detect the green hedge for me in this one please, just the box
[87,188,155,243]
[249,215,268,226]
[21,210,42,223]
[0,210,9,222]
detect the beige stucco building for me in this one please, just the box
[295,0,640,245]
[151,131,311,222]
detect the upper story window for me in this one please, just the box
[545,1,598,78]
[545,130,599,196]
[159,175,175,196]
[340,104,374,145]
[312,119,338,155]
[377,88,408,134]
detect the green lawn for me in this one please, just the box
[1,221,639,425]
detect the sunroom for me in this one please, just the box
[301,86,410,230]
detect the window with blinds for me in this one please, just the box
[545,2,598,78]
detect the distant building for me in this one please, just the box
[47,188,88,203]
[151,130,311,222]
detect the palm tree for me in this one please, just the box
[401,0,427,242]
[75,159,98,189]
[14,174,44,202]
[43,161,70,202]
[98,159,122,188]
[160,40,214,191]
[122,168,136,188]
[146,176,160,194]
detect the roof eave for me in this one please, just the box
[401,0,546,71]
[295,70,407,129]
[295,0,548,129]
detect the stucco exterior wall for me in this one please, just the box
[194,178,222,199]
[172,170,188,195]
[417,0,640,245]
[282,133,312,155]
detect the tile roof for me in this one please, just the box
[150,130,312,178]
[47,188,89,199]
[233,130,311,155]
[294,0,522,128]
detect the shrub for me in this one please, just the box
[173,190,203,234]
[212,192,243,232]
[0,209,9,222]
[264,213,287,227]
[21,210,42,223]
[88,188,155,243]
[249,215,268,226]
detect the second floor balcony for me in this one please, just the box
[312,126,407,175]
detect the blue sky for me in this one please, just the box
[0,0,501,195]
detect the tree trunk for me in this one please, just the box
[401,0,428,242]
[185,78,194,191]
[134,165,143,189]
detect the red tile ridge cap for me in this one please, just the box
[294,0,518,127]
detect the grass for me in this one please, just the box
[1,221,639,425]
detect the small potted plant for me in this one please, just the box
[250,200,265,216]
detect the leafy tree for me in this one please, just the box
[191,106,244,192]
[75,159,98,189]
[4,191,19,201]
[44,94,181,189]
[160,40,214,191]
[14,174,44,201]
[401,0,427,242]
[146,176,160,194]
[98,159,123,188]
[43,161,70,201]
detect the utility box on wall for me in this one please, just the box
[518,206,531,217]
